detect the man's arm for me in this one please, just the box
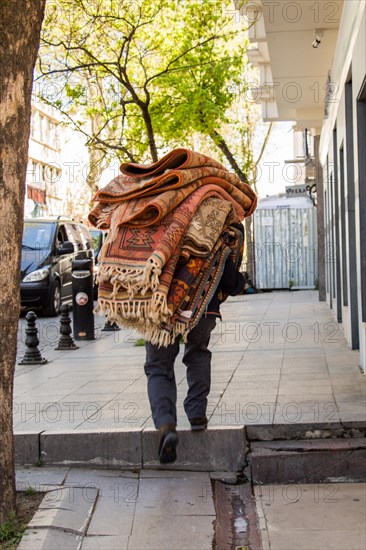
[219,257,246,296]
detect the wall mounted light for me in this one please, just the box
[312,29,324,48]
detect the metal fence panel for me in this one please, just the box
[254,207,318,289]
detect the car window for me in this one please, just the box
[22,222,55,250]
[79,225,93,250]
[65,223,83,251]
[56,224,68,247]
[90,230,103,252]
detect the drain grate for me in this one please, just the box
[213,481,262,550]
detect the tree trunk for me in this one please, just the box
[209,130,255,278]
[244,217,256,283]
[209,130,249,183]
[86,76,107,202]
[86,146,103,202]
[140,105,158,162]
[0,0,46,525]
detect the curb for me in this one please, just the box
[248,437,366,483]
[14,421,366,476]
[14,426,246,472]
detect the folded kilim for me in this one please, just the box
[88,148,257,347]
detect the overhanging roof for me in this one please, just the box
[246,0,344,130]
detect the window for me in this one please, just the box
[66,224,83,251]
[345,79,359,348]
[79,225,93,250]
[339,145,348,307]
[357,77,366,322]
[22,222,54,250]
[56,225,68,247]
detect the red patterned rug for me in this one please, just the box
[90,148,256,346]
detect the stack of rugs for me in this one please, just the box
[88,148,257,347]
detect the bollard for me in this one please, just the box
[18,311,48,365]
[72,259,95,340]
[102,319,120,332]
[55,304,79,350]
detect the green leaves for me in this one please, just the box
[38,0,256,169]
[65,83,85,100]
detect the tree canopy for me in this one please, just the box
[38,0,252,168]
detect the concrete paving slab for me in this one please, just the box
[274,400,340,424]
[127,515,214,550]
[250,438,366,483]
[85,495,136,536]
[17,529,83,550]
[246,421,364,441]
[16,466,69,491]
[139,469,210,478]
[283,348,326,358]
[80,535,129,549]
[264,529,366,550]
[14,291,366,466]
[212,397,277,423]
[41,429,142,468]
[28,486,98,533]
[14,431,40,465]
[136,474,215,516]
[73,400,145,429]
[63,468,138,503]
[142,426,245,471]
[255,483,366,550]
[14,466,219,549]
[336,408,366,422]
[281,372,331,381]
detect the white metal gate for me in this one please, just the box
[254,200,318,290]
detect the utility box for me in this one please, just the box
[253,194,318,290]
[72,258,95,340]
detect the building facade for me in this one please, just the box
[25,99,90,221]
[245,0,366,371]
[25,100,64,217]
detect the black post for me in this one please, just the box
[18,311,48,365]
[55,304,79,350]
[102,319,120,332]
[72,258,95,340]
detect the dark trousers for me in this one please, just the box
[144,315,217,428]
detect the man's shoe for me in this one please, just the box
[158,424,179,464]
[189,416,208,431]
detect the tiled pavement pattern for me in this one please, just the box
[16,467,216,550]
[255,482,366,550]
[16,466,366,550]
[14,291,366,550]
[15,291,365,433]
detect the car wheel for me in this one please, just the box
[44,281,61,316]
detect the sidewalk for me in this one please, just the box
[16,467,216,550]
[255,482,366,550]
[15,290,365,435]
[13,290,366,550]
[16,466,366,550]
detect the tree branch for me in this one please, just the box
[145,29,241,85]
[255,121,274,166]
[210,129,248,183]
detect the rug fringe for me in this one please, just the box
[97,297,192,348]
[98,261,162,298]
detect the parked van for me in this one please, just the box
[20,217,94,316]
[90,228,108,298]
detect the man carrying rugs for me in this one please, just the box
[89,148,257,463]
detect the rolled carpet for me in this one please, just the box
[89,148,257,346]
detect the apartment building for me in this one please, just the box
[245,0,366,371]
